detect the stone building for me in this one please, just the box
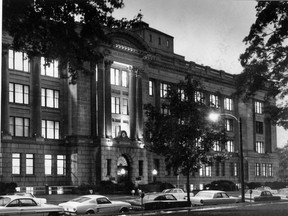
[1,22,279,191]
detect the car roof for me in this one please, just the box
[0,195,34,200]
[199,190,225,193]
[76,195,108,199]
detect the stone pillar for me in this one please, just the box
[129,67,137,140]
[97,59,105,138]
[1,48,10,137]
[104,60,112,138]
[136,72,143,139]
[31,57,42,139]
[91,64,97,138]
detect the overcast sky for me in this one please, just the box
[114,0,288,148]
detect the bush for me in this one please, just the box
[0,182,17,195]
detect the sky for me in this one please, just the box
[113,0,288,148]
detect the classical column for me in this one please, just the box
[129,67,137,140]
[97,59,105,138]
[104,60,112,138]
[31,57,42,139]
[1,48,10,137]
[90,63,97,138]
[136,71,143,139]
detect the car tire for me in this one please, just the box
[86,210,95,215]
[119,207,129,213]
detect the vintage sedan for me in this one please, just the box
[162,188,194,200]
[190,190,241,206]
[126,193,190,211]
[0,195,64,215]
[59,195,131,215]
[245,189,281,202]
[9,192,47,204]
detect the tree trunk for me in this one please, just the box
[186,174,191,203]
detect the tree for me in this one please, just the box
[144,79,228,202]
[276,143,288,182]
[238,1,288,128]
[3,0,141,84]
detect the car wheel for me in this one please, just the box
[86,210,95,215]
[119,207,129,213]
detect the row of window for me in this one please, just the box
[213,140,266,154]
[9,117,60,139]
[12,153,66,175]
[8,50,59,78]
[149,80,264,114]
[9,83,59,108]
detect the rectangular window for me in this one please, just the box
[45,155,52,175]
[267,164,273,177]
[215,162,220,176]
[226,140,235,152]
[26,154,34,175]
[122,98,128,115]
[213,141,221,151]
[9,49,29,72]
[256,121,264,134]
[231,162,238,177]
[160,106,170,116]
[139,160,143,176]
[262,163,267,176]
[149,80,154,96]
[255,163,261,176]
[57,155,66,175]
[222,162,225,176]
[12,153,21,174]
[225,119,234,132]
[111,97,120,114]
[209,94,220,108]
[121,71,128,87]
[112,124,121,138]
[41,88,59,108]
[255,101,263,114]
[256,141,265,154]
[195,91,204,103]
[9,83,29,104]
[42,120,60,139]
[110,68,120,85]
[107,159,111,176]
[199,165,211,177]
[41,57,59,77]
[160,83,168,98]
[9,117,30,137]
[224,98,233,111]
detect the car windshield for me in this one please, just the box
[0,197,11,206]
[70,197,91,203]
[195,192,213,198]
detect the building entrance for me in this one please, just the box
[116,155,130,186]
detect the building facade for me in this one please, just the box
[1,22,279,190]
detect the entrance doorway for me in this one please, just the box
[116,155,130,186]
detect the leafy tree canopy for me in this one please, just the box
[238,1,288,128]
[3,0,141,83]
[144,79,228,178]
[276,143,288,181]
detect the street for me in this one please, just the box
[129,201,288,216]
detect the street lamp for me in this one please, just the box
[209,112,245,203]
[152,169,158,183]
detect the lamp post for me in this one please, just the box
[209,112,245,203]
[152,169,158,183]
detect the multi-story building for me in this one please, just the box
[1,22,279,191]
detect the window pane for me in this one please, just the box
[54,91,59,108]
[24,86,29,104]
[41,120,46,138]
[14,52,23,71]
[9,83,14,102]
[41,89,46,106]
[46,89,54,107]
[9,50,14,69]
[47,121,54,139]
[15,84,23,103]
[15,118,23,136]
[45,155,52,175]
[23,53,29,72]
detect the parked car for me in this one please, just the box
[276,188,288,200]
[205,180,238,191]
[190,190,241,206]
[162,188,194,200]
[59,195,131,215]
[8,192,47,204]
[245,189,281,202]
[0,195,64,215]
[126,193,190,211]
[255,186,278,194]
